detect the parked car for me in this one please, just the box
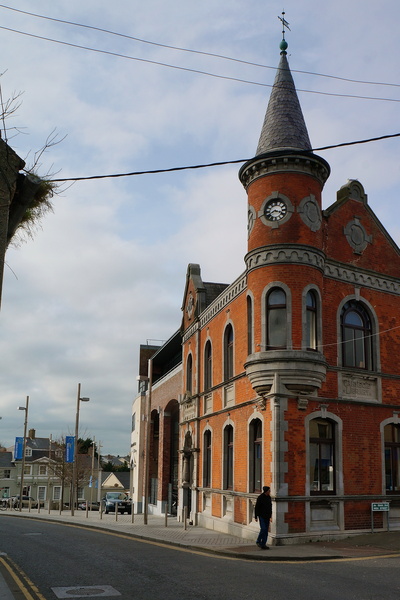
[12,495,39,509]
[78,501,100,511]
[102,492,131,514]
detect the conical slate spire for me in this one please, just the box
[256,46,312,155]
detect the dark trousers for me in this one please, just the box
[256,517,270,547]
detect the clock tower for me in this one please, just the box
[239,38,331,474]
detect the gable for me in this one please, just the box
[323,180,400,278]
[102,472,124,489]
[181,263,229,332]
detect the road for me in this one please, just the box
[1,516,400,599]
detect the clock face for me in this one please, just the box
[264,199,287,221]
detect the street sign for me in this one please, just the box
[372,502,390,512]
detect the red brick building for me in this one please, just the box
[133,38,400,544]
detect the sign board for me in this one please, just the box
[14,437,23,460]
[65,436,75,463]
[372,502,390,512]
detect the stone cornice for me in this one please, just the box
[182,319,199,344]
[239,151,330,189]
[199,273,247,327]
[325,260,400,294]
[246,245,400,296]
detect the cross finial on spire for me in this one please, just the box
[278,10,291,38]
[278,10,290,53]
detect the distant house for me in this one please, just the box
[0,451,15,499]
[101,471,130,496]
[4,429,100,507]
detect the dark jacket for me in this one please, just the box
[255,492,272,520]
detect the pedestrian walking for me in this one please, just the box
[254,486,272,549]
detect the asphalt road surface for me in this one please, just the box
[1,516,400,600]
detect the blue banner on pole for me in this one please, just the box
[65,436,75,463]
[14,437,23,460]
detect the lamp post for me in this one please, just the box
[18,396,29,512]
[89,437,96,512]
[71,384,90,515]
[143,359,153,525]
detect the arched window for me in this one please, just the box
[204,341,212,392]
[341,301,372,369]
[224,324,234,381]
[249,419,262,493]
[266,288,287,349]
[309,418,335,494]
[203,430,212,488]
[247,295,253,355]
[186,354,193,394]
[385,423,400,493]
[306,290,317,350]
[223,425,234,490]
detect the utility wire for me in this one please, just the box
[1,24,400,105]
[48,132,400,183]
[1,3,400,90]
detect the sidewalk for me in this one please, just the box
[2,508,400,562]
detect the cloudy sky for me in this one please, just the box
[0,0,399,454]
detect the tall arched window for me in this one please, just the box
[306,290,317,350]
[247,295,253,355]
[309,418,335,494]
[341,301,372,369]
[267,288,287,349]
[223,425,234,490]
[385,423,400,493]
[203,430,212,488]
[249,419,262,493]
[186,354,193,394]
[204,341,212,392]
[224,324,234,381]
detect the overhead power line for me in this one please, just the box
[48,132,400,183]
[1,3,400,90]
[1,24,400,105]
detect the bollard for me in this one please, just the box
[165,506,168,528]
[184,506,187,530]
[131,507,134,524]
[115,507,118,522]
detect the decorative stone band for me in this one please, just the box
[238,151,330,189]
[182,250,400,341]
[245,244,326,273]
[246,245,400,296]
[325,260,400,294]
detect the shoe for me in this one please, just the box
[260,545,269,550]
[256,542,262,548]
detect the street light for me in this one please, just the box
[71,383,90,515]
[18,396,29,512]
[143,359,153,525]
